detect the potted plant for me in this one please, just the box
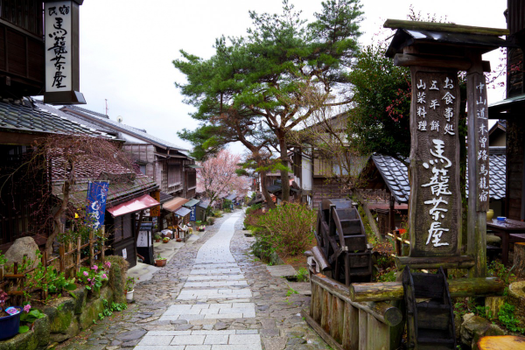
[0,289,22,341]
[155,254,167,267]
[154,233,161,243]
[125,277,136,302]
[198,224,206,232]
[163,236,170,243]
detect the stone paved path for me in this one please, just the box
[56,210,329,350]
[135,211,262,349]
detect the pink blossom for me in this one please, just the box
[87,278,91,282]
[104,261,111,269]
[92,265,98,271]
[102,274,107,279]
[83,271,89,277]
[23,304,31,313]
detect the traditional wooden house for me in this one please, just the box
[59,105,197,200]
[488,0,525,220]
[290,113,368,208]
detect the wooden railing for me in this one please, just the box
[0,230,109,303]
[302,273,404,350]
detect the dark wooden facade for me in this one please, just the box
[499,0,525,220]
[0,144,50,249]
[0,0,45,98]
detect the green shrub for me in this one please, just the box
[206,217,215,226]
[251,235,275,263]
[255,203,316,258]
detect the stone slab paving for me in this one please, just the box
[136,211,262,349]
[55,210,329,350]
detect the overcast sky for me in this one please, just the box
[72,0,508,153]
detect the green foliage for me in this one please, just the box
[206,217,215,226]
[98,298,127,320]
[347,44,411,160]
[286,288,298,297]
[174,0,364,192]
[24,251,76,302]
[498,303,524,333]
[295,267,309,282]
[255,203,316,258]
[223,199,232,209]
[76,263,109,294]
[0,250,6,265]
[251,235,276,263]
[18,306,46,334]
[488,261,516,295]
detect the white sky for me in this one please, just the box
[72,0,508,153]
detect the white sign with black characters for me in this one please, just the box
[44,1,72,92]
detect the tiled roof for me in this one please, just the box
[61,105,188,152]
[50,152,158,207]
[371,154,410,203]
[372,150,507,203]
[35,101,118,136]
[0,98,114,139]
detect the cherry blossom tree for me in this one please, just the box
[197,150,249,209]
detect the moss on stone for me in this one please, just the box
[106,255,128,304]
[44,297,75,333]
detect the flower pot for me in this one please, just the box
[0,306,22,341]
[126,289,134,302]
[176,238,182,242]
[155,259,166,267]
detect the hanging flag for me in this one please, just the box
[86,181,109,228]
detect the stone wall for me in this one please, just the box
[0,256,126,350]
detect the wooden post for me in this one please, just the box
[358,309,367,350]
[59,244,66,273]
[89,230,94,266]
[467,54,488,278]
[513,242,525,278]
[76,235,81,273]
[101,226,106,262]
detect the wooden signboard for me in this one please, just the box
[149,190,160,217]
[409,69,461,257]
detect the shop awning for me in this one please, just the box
[163,197,189,212]
[175,207,191,217]
[183,199,200,208]
[107,194,160,217]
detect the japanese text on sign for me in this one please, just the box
[414,72,459,252]
[45,1,72,92]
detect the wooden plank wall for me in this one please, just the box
[306,274,402,350]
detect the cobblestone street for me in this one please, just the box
[57,210,329,350]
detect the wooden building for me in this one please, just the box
[59,105,197,200]
[488,0,525,220]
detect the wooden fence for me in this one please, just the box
[0,229,109,303]
[303,273,404,350]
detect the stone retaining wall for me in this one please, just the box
[0,256,126,350]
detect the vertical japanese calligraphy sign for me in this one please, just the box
[45,1,73,92]
[409,69,461,257]
[43,1,85,105]
[86,181,109,229]
[471,74,490,212]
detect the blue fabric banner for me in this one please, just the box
[190,205,197,221]
[86,181,109,228]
